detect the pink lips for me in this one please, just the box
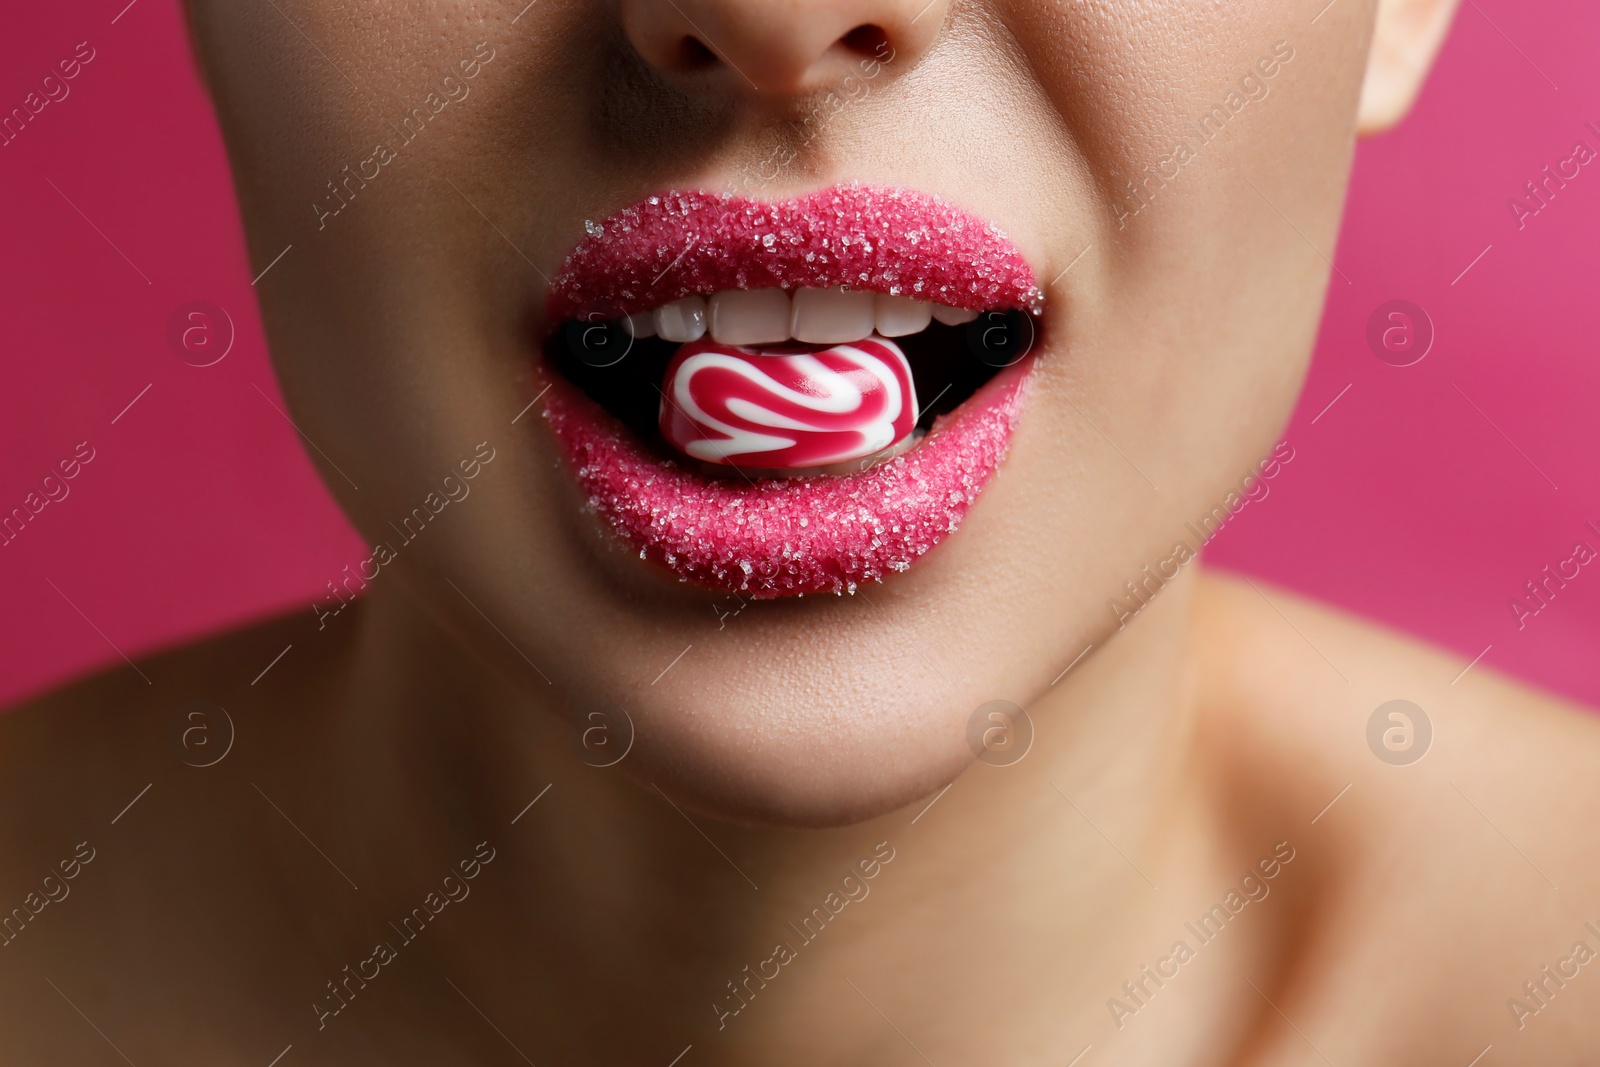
[540,184,1041,598]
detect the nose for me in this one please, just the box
[620,0,948,97]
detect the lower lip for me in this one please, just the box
[540,360,1033,598]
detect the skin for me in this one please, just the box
[2,0,1597,1062]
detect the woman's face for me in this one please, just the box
[188,0,1374,824]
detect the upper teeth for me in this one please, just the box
[628,287,977,345]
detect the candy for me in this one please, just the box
[659,335,919,469]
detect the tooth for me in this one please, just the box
[709,288,792,345]
[627,312,657,339]
[791,286,876,344]
[932,304,980,326]
[874,294,933,337]
[655,296,707,343]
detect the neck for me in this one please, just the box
[313,566,1219,1059]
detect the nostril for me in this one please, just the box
[677,36,719,70]
[840,24,891,59]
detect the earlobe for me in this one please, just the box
[1357,0,1462,135]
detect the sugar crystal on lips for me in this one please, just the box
[547,185,1044,323]
[659,335,919,470]
[542,369,1027,598]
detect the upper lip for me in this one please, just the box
[546,183,1043,325]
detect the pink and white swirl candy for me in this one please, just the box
[659,334,920,470]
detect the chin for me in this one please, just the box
[605,648,983,828]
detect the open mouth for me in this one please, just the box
[538,185,1044,598]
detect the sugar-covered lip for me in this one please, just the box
[542,362,1032,598]
[546,184,1043,324]
[537,184,1042,598]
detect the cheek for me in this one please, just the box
[993,0,1360,614]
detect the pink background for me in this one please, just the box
[2,2,1597,708]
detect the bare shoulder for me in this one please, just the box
[0,607,348,847]
[5,610,313,760]
[1193,568,1600,1062]
[1192,567,1600,795]
[0,609,362,1058]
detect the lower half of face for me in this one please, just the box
[190,0,1373,825]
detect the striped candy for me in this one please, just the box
[659,334,919,470]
